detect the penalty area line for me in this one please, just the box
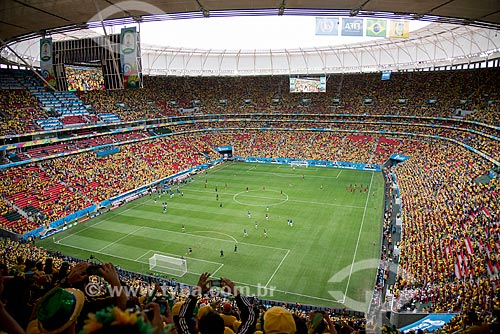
[265,249,290,288]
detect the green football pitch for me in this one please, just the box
[38,162,384,309]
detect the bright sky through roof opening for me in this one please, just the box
[104,16,431,50]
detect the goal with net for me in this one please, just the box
[149,254,187,277]
[290,160,309,168]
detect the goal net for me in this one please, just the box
[290,160,308,168]
[149,254,187,277]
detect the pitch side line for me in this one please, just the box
[343,172,374,299]
[205,161,235,175]
[265,249,290,288]
[57,240,338,302]
[97,226,143,252]
[135,249,152,261]
[55,197,154,244]
[232,279,340,303]
[211,263,224,277]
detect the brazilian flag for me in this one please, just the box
[366,19,387,37]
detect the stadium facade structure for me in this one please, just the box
[1,4,500,76]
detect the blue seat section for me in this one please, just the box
[32,91,90,116]
[98,113,121,123]
[36,117,63,130]
[0,69,41,89]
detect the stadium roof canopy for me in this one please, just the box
[1,0,500,43]
[1,0,500,75]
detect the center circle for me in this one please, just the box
[233,189,288,207]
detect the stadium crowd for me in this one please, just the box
[1,67,499,138]
[0,67,499,333]
[386,140,499,331]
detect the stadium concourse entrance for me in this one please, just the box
[213,146,233,160]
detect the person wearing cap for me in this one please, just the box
[178,272,256,334]
[26,287,85,334]
[262,306,296,334]
[220,302,238,330]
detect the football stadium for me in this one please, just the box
[0,1,499,333]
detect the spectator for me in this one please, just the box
[178,272,257,334]
[26,287,85,334]
[262,306,296,334]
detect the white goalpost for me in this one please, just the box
[149,254,187,277]
[290,160,309,168]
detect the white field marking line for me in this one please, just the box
[287,198,364,209]
[139,226,290,252]
[275,165,320,172]
[271,287,342,303]
[187,188,289,205]
[232,190,289,207]
[231,279,339,303]
[58,239,338,302]
[336,170,343,178]
[97,226,143,252]
[55,197,154,244]
[57,241,222,277]
[211,263,224,277]
[246,170,337,179]
[234,193,286,201]
[58,239,335,302]
[62,244,200,278]
[206,161,235,175]
[144,249,225,265]
[135,249,153,261]
[265,249,290,288]
[186,188,362,209]
[342,171,374,300]
[191,230,238,243]
[57,240,150,265]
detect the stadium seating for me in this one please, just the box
[0,68,498,333]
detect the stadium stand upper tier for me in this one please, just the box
[0,68,499,137]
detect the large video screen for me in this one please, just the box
[289,77,326,93]
[65,65,105,91]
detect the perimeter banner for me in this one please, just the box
[341,18,363,36]
[39,38,56,88]
[316,17,339,35]
[389,20,409,38]
[366,19,387,37]
[120,27,139,88]
[398,314,456,332]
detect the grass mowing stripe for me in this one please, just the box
[265,249,290,287]
[38,162,384,307]
[245,170,342,179]
[181,189,364,209]
[97,226,143,252]
[342,171,375,302]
